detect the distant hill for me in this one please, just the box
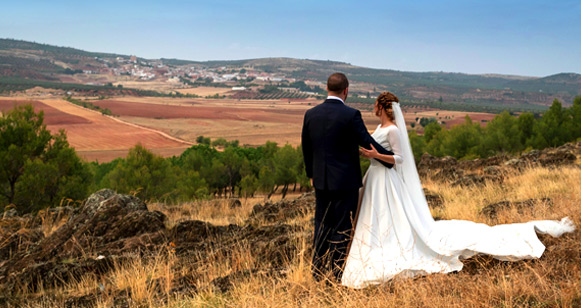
[1,38,579,111]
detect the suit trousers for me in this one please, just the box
[312,188,359,281]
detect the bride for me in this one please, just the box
[341,91,576,288]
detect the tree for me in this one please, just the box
[0,105,91,212]
[258,165,276,199]
[274,145,298,198]
[201,158,228,197]
[571,96,581,140]
[439,116,483,159]
[222,147,243,197]
[408,130,427,163]
[195,135,207,145]
[102,144,176,201]
[260,141,278,160]
[481,111,521,156]
[419,117,436,127]
[0,105,52,206]
[423,122,442,143]
[517,112,535,146]
[239,174,259,198]
[15,131,92,212]
[529,99,573,148]
[176,169,208,200]
[174,147,210,200]
[294,145,311,192]
[211,137,228,148]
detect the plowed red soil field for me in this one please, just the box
[0,98,190,162]
[93,99,303,123]
[0,100,90,125]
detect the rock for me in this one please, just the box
[2,208,18,218]
[248,192,315,223]
[483,165,503,177]
[0,228,44,261]
[504,158,525,169]
[82,189,147,218]
[480,198,553,219]
[418,141,580,183]
[9,255,129,293]
[418,154,458,171]
[417,153,468,181]
[452,172,503,186]
[0,189,168,293]
[211,268,285,293]
[539,148,577,167]
[171,220,241,244]
[64,294,98,308]
[423,189,444,209]
[31,206,77,228]
[452,174,485,186]
[241,223,304,266]
[418,154,460,180]
[228,199,242,208]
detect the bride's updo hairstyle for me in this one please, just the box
[375,91,399,121]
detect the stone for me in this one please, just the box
[2,208,18,218]
[228,199,242,208]
[0,189,168,293]
[480,198,553,219]
[423,189,444,209]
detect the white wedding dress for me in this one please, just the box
[341,103,575,289]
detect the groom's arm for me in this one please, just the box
[353,110,395,169]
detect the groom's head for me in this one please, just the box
[327,73,349,100]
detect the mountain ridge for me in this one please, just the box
[1,38,579,109]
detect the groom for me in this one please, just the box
[301,73,394,281]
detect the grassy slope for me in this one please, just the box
[16,165,581,307]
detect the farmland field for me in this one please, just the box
[1,95,499,160]
[92,97,317,147]
[0,97,191,162]
[175,86,234,96]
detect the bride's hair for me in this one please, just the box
[375,91,399,121]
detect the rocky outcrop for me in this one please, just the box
[0,189,168,293]
[0,190,316,297]
[504,145,578,170]
[0,228,44,261]
[423,189,444,209]
[249,192,315,223]
[417,141,580,184]
[480,198,553,219]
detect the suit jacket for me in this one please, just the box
[301,98,394,191]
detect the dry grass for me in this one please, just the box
[9,166,581,307]
[148,193,303,227]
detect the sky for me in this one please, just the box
[1,0,580,77]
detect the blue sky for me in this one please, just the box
[1,0,580,76]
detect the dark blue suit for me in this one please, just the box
[301,98,394,280]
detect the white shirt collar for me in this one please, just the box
[327,95,344,104]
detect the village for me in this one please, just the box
[81,55,326,95]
